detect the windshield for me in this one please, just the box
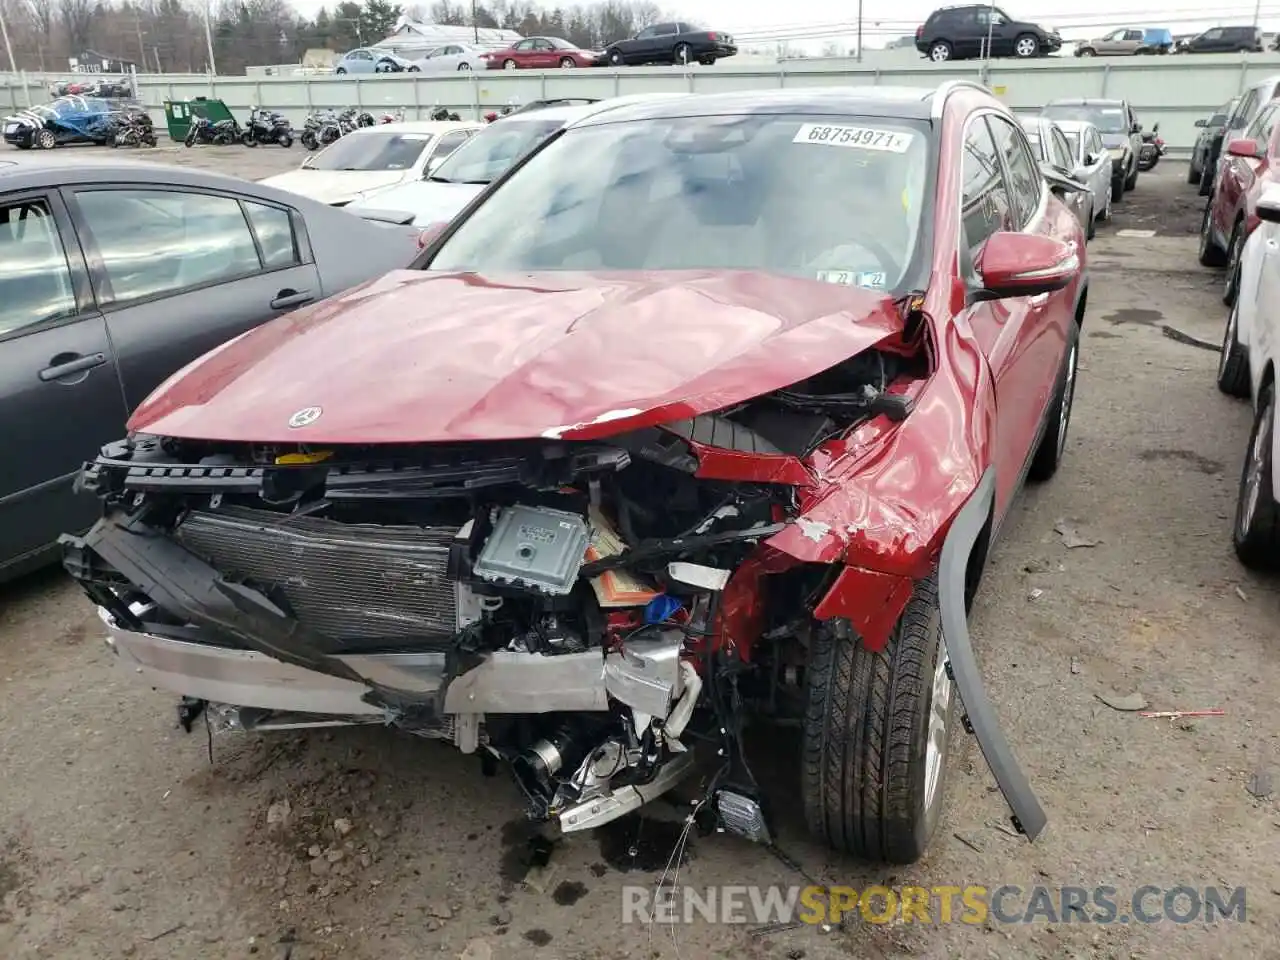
[430,117,566,183]
[428,113,931,293]
[307,132,434,171]
[1043,103,1127,134]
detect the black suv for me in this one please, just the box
[916,5,1063,61]
[1176,26,1263,53]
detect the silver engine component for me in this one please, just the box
[558,751,697,832]
[472,504,590,595]
[716,789,771,844]
[603,630,686,718]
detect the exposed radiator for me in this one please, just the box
[175,506,458,642]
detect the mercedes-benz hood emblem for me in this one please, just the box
[288,406,323,428]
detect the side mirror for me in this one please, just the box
[1083,152,1098,166]
[1132,122,1142,133]
[1227,137,1262,159]
[1040,161,1089,195]
[416,220,448,249]
[1195,118,1208,127]
[976,231,1078,300]
[1257,183,1280,223]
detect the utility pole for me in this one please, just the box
[0,5,18,75]
[203,2,217,74]
[856,0,863,62]
[472,0,479,44]
[134,10,146,72]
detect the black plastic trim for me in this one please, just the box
[937,466,1048,841]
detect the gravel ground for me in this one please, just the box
[2,159,1278,960]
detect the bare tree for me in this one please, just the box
[59,0,94,52]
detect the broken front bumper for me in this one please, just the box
[99,605,610,717]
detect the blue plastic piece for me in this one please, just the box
[644,594,682,624]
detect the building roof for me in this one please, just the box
[375,18,522,52]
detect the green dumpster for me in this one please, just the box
[162,97,235,142]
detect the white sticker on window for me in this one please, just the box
[792,123,913,153]
[816,270,887,289]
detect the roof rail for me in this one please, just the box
[930,79,992,120]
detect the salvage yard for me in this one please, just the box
[2,157,1279,960]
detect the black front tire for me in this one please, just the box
[1218,299,1251,398]
[1187,159,1201,184]
[928,40,953,61]
[1111,174,1124,202]
[802,572,955,864]
[1014,33,1040,57]
[1233,381,1280,569]
[1198,201,1228,267]
[1124,160,1138,191]
[1199,159,1215,197]
[607,48,625,66]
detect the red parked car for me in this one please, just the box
[64,82,1085,865]
[1200,95,1280,305]
[481,36,602,69]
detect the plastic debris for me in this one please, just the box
[1095,691,1148,711]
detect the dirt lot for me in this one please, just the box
[3,159,1279,960]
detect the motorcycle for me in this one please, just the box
[299,109,342,150]
[429,106,461,121]
[1138,123,1165,172]
[110,110,157,148]
[379,108,405,124]
[336,108,375,135]
[241,106,294,147]
[184,114,242,147]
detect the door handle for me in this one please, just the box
[39,352,106,382]
[270,289,314,310]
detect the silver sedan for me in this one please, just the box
[409,43,488,73]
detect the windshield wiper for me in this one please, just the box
[426,175,456,183]
[459,179,491,185]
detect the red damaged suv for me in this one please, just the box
[64,82,1086,864]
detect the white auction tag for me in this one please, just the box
[792,123,913,152]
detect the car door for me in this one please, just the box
[957,117,1036,512]
[0,191,130,573]
[65,185,322,413]
[1121,29,1144,53]
[985,8,1018,56]
[533,38,560,67]
[948,9,981,58]
[1095,29,1124,54]
[970,115,1071,510]
[1216,102,1277,240]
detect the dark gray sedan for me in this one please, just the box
[0,156,421,581]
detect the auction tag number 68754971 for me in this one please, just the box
[792,123,913,153]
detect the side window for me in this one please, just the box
[533,39,553,51]
[988,116,1043,227]
[960,118,1015,260]
[0,199,78,336]
[654,23,677,35]
[1232,90,1259,130]
[1125,30,1143,41]
[75,189,261,306]
[636,27,655,39]
[1050,128,1073,169]
[1090,128,1104,156]
[430,130,472,160]
[242,201,299,270]
[514,39,533,50]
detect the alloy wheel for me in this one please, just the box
[1056,341,1078,458]
[1220,302,1239,382]
[922,636,954,814]
[1240,393,1273,537]
[1016,37,1038,56]
[930,43,951,61]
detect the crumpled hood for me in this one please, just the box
[258,169,409,206]
[128,270,904,445]
[348,180,486,224]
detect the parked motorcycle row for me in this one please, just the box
[184,106,295,148]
